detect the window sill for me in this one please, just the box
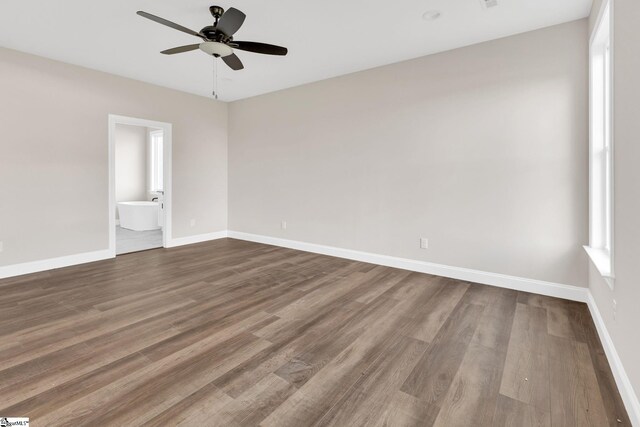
[584,246,615,289]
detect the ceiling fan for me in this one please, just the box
[136,5,288,71]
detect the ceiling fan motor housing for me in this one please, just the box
[200,25,223,40]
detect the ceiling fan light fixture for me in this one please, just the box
[199,41,233,57]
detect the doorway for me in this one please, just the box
[108,115,172,256]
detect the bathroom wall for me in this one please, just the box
[115,124,148,214]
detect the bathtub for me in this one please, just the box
[117,201,161,231]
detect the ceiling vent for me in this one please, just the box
[479,0,498,9]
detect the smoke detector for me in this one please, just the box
[479,0,498,9]
[422,10,442,21]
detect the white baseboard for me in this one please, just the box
[587,292,640,426]
[0,231,229,279]
[0,249,112,279]
[227,231,589,303]
[166,231,228,248]
[0,230,589,303]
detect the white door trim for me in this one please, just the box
[108,114,173,256]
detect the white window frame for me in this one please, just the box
[149,130,164,193]
[585,0,614,289]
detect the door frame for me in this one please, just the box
[108,114,173,257]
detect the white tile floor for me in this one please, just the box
[116,226,163,255]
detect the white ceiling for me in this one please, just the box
[0,0,592,102]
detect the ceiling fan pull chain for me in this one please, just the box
[212,57,219,99]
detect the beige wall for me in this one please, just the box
[229,19,589,287]
[588,0,640,404]
[0,47,228,266]
[115,124,148,207]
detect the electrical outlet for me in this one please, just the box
[190,219,196,227]
[281,221,287,230]
[613,299,617,320]
[420,237,428,249]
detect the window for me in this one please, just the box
[150,130,164,192]
[586,0,614,287]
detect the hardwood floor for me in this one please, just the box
[0,238,630,426]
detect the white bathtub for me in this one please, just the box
[117,201,161,231]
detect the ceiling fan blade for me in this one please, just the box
[161,44,200,55]
[216,7,246,36]
[222,53,244,71]
[232,41,288,56]
[137,11,204,39]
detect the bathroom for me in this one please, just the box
[115,123,165,255]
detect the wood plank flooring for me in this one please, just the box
[0,238,630,426]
